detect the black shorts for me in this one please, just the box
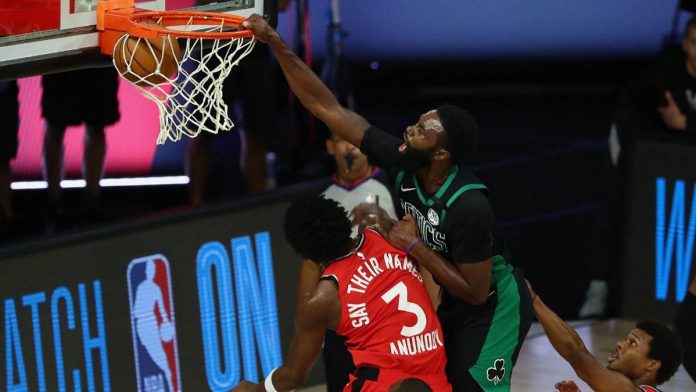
[0,80,19,162]
[440,266,533,392]
[323,330,355,392]
[185,44,278,142]
[41,67,120,127]
[221,44,278,140]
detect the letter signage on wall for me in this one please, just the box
[0,184,326,390]
[620,137,696,322]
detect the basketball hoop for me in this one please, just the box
[97,0,255,144]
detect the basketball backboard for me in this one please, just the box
[0,0,277,80]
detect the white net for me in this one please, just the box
[113,17,256,144]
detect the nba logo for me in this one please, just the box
[127,255,181,392]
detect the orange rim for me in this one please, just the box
[97,2,254,56]
[126,11,253,39]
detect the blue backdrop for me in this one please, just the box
[276,0,688,61]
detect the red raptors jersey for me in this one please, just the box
[321,229,449,389]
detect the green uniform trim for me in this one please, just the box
[394,170,406,190]
[413,165,459,206]
[440,183,488,224]
[468,255,521,392]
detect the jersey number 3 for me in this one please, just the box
[381,281,427,337]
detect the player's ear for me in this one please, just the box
[645,358,661,375]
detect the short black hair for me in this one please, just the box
[283,195,353,264]
[437,104,479,165]
[389,378,433,392]
[636,321,683,384]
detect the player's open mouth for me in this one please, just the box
[399,133,409,153]
[608,349,618,362]
[345,153,356,170]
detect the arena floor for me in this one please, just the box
[298,319,696,391]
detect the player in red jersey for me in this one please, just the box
[232,195,451,392]
[527,281,682,392]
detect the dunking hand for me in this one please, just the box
[242,14,278,44]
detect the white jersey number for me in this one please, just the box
[381,281,427,337]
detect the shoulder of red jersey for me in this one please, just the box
[321,233,367,278]
[638,385,661,392]
[363,228,382,240]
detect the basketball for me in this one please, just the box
[113,32,181,86]
[159,321,175,342]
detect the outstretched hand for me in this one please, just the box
[388,215,421,251]
[555,380,581,392]
[242,14,278,44]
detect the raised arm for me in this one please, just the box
[243,15,369,147]
[527,283,639,392]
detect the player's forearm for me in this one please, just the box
[409,243,488,305]
[270,366,308,391]
[265,33,368,147]
[267,35,341,124]
[420,267,442,309]
[534,296,590,363]
[264,333,320,392]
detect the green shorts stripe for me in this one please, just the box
[467,267,525,391]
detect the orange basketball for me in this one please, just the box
[113,33,181,86]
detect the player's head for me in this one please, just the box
[326,131,371,184]
[683,16,696,69]
[388,378,433,392]
[438,104,479,165]
[606,321,682,385]
[400,104,478,171]
[283,195,353,266]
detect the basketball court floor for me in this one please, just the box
[298,319,696,392]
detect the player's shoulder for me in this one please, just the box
[446,186,492,214]
[371,167,391,186]
[323,234,368,273]
[299,279,340,325]
[362,228,383,240]
[362,228,402,252]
